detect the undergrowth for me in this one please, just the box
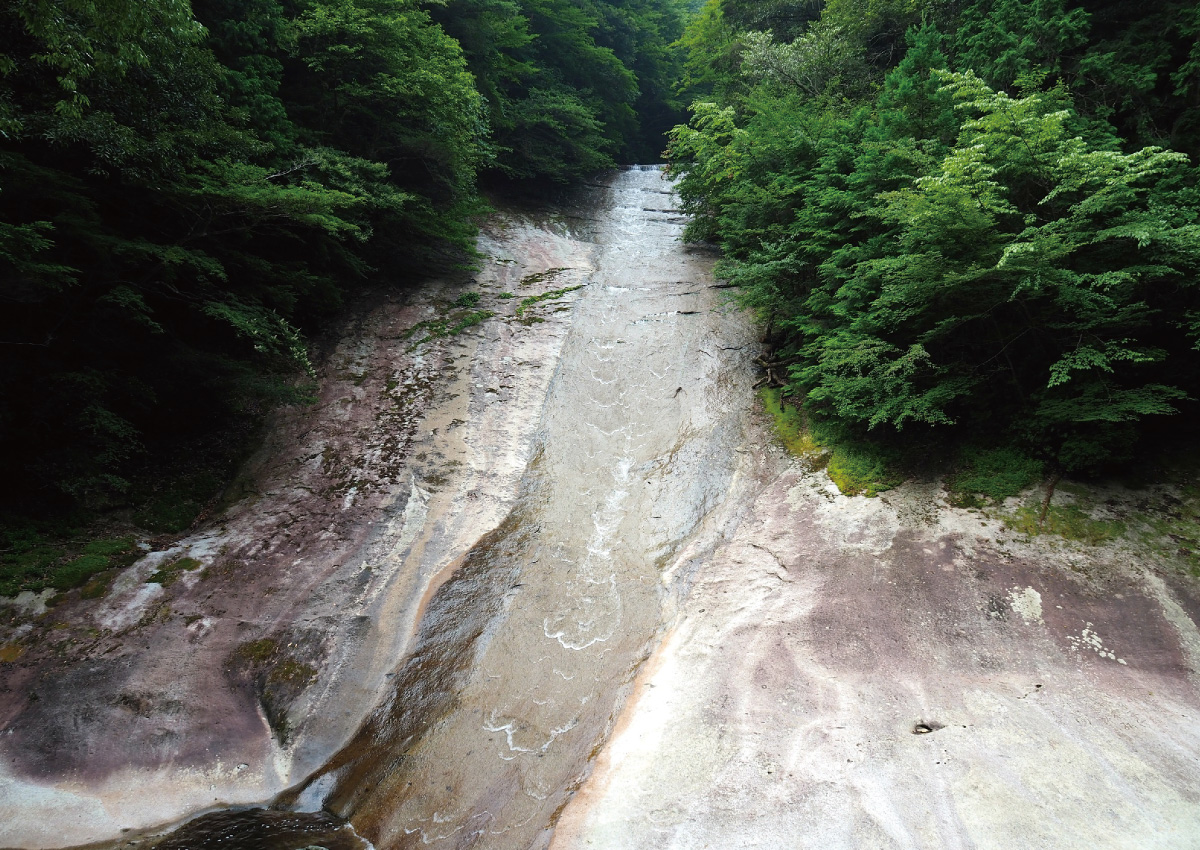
[0,530,140,598]
[759,388,900,496]
[1005,500,1127,546]
[946,447,1044,507]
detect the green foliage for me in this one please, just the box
[669,3,1200,471]
[0,532,62,598]
[955,0,1090,90]
[434,0,686,178]
[740,23,871,99]
[675,0,740,100]
[2,0,680,519]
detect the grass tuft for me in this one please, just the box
[453,291,481,308]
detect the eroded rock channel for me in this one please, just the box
[275,166,757,847]
[0,167,759,848]
[5,167,1200,850]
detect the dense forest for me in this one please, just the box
[3,0,1200,591]
[667,0,1200,488]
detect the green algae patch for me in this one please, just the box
[233,637,279,665]
[403,309,496,350]
[519,267,572,288]
[146,556,203,587]
[43,537,140,593]
[759,388,816,457]
[229,635,321,745]
[267,658,318,689]
[827,445,899,498]
[758,387,899,496]
[448,309,494,335]
[516,284,585,317]
[453,291,481,308]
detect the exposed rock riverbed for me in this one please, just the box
[2,168,1200,850]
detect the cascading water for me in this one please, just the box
[153,167,757,849]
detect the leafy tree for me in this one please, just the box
[668,2,1200,470]
[800,74,1199,467]
[1,0,689,515]
[674,0,741,101]
[0,0,484,504]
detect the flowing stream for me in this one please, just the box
[158,166,756,849]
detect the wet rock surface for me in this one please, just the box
[289,166,755,850]
[3,167,1200,850]
[553,460,1200,850]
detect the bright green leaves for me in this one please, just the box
[838,73,1199,458]
[501,88,617,180]
[668,0,1200,470]
[202,301,315,376]
[740,24,869,99]
[666,101,744,240]
[1046,341,1165,388]
[804,338,970,429]
[287,0,486,193]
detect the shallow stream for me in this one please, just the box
[157,166,757,849]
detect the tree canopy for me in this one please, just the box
[668,0,1200,472]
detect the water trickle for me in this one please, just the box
[292,167,750,849]
[148,167,753,850]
